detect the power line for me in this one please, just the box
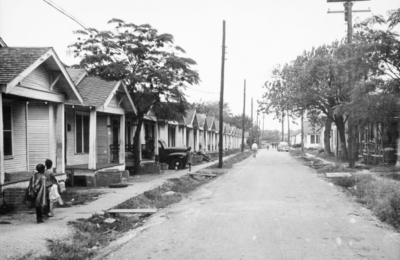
[42,0,88,30]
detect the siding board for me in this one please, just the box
[4,101,28,173]
[97,115,109,164]
[20,64,50,91]
[27,104,49,171]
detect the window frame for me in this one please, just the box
[75,111,90,154]
[3,103,13,158]
[310,134,315,144]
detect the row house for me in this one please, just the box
[0,46,83,190]
[0,40,248,193]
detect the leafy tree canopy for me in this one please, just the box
[69,19,200,121]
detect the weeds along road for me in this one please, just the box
[106,149,400,260]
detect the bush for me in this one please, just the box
[292,143,301,148]
[354,174,400,230]
[333,176,356,188]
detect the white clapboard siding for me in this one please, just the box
[21,64,50,91]
[27,104,50,171]
[4,101,28,173]
[52,104,57,168]
[65,107,88,165]
[97,115,109,163]
[108,96,119,108]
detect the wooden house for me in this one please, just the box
[0,46,83,190]
[206,116,217,151]
[64,68,136,184]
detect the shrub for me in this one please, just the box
[333,176,356,188]
[354,174,400,230]
[292,143,301,148]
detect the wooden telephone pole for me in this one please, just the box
[218,21,226,168]
[241,80,246,152]
[327,0,370,167]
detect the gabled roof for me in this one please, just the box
[196,113,206,129]
[67,76,118,107]
[0,47,51,85]
[0,47,83,103]
[206,116,215,130]
[184,109,196,126]
[65,74,136,113]
[0,38,7,47]
[66,68,87,85]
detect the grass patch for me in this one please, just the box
[332,176,356,188]
[209,150,252,169]
[351,174,400,230]
[60,188,106,207]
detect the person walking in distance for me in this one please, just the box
[186,147,193,171]
[251,141,258,158]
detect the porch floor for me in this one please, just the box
[66,162,123,171]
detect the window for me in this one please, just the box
[3,105,12,156]
[76,112,89,153]
[310,134,320,144]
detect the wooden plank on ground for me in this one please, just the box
[325,172,353,178]
[107,209,157,214]
[189,172,217,177]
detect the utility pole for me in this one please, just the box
[328,0,370,168]
[241,80,246,152]
[287,109,290,146]
[256,111,259,144]
[251,98,253,127]
[281,113,284,141]
[218,20,226,168]
[301,114,304,152]
[262,113,265,141]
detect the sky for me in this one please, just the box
[0,0,399,131]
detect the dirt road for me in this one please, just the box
[106,149,400,260]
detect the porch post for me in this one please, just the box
[183,125,187,147]
[196,128,200,151]
[155,120,159,156]
[205,130,208,151]
[55,104,65,173]
[88,110,97,169]
[0,94,4,185]
[49,105,55,163]
[119,114,125,165]
[175,125,179,147]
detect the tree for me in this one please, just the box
[260,42,356,160]
[69,19,200,174]
[190,100,232,118]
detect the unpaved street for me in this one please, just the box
[107,149,400,260]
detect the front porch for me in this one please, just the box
[65,162,126,187]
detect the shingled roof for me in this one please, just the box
[0,47,51,85]
[184,109,196,126]
[66,68,87,85]
[206,116,214,129]
[67,76,119,107]
[196,113,206,128]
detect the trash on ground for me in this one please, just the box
[104,218,116,224]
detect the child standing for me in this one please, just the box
[186,147,193,171]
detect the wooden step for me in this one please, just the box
[107,209,157,214]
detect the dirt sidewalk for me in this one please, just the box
[0,157,231,260]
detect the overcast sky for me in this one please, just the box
[1,0,399,130]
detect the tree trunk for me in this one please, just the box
[133,117,144,174]
[324,117,332,155]
[335,116,348,161]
